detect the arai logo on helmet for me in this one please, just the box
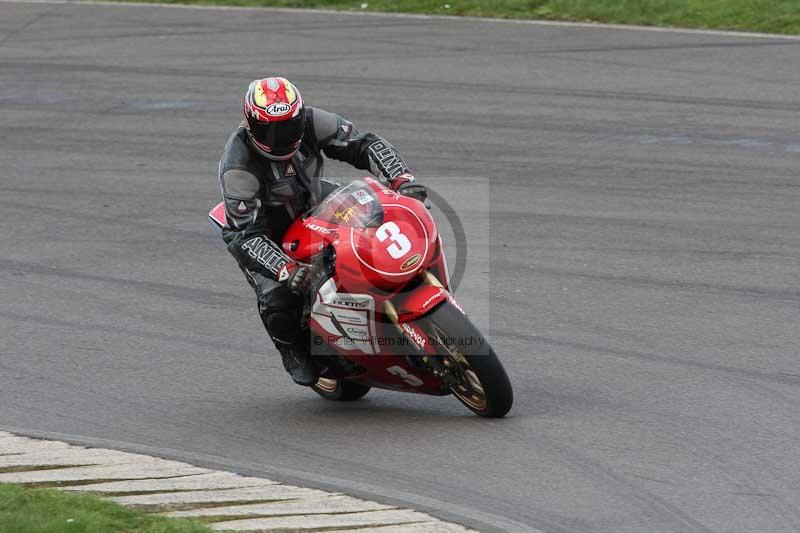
[265,102,291,117]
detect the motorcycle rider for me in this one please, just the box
[218,77,427,386]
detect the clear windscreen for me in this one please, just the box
[307,180,383,228]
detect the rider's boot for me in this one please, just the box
[275,338,318,386]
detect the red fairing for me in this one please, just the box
[283,219,338,259]
[393,285,448,323]
[208,202,227,235]
[283,177,438,290]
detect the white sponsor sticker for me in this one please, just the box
[329,307,368,326]
[305,223,331,235]
[351,189,374,205]
[402,322,427,349]
[387,365,424,387]
[345,326,369,340]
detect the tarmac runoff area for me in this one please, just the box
[0,431,477,532]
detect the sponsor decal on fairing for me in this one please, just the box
[422,289,447,310]
[305,223,332,235]
[400,253,422,271]
[345,326,369,339]
[448,294,467,315]
[310,279,378,354]
[351,189,374,205]
[334,207,357,223]
[401,322,427,349]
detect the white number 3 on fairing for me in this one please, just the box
[387,365,424,387]
[376,221,411,259]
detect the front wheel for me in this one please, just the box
[312,378,371,401]
[419,302,513,418]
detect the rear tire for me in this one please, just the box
[312,378,371,401]
[420,302,513,418]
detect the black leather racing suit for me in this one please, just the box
[218,106,411,351]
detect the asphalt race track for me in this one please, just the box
[2,2,800,531]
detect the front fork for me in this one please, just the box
[382,272,461,392]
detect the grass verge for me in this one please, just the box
[112,0,800,35]
[0,483,213,533]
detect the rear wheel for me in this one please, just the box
[312,378,371,401]
[420,302,513,418]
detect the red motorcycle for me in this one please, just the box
[209,177,513,417]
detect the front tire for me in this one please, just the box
[312,378,371,401]
[420,302,513,418]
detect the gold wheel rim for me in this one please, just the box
[434,326,488,412]
[315,377,339,393]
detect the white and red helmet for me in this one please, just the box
[243,77,305,160]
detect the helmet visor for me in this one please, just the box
[248,112,305,157]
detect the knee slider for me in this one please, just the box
[258,288,302,342]
[262,310,298,342]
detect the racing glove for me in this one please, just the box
[390,173,427,203]
[278,261,315,295]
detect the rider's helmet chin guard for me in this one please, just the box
[243,77,306,161]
